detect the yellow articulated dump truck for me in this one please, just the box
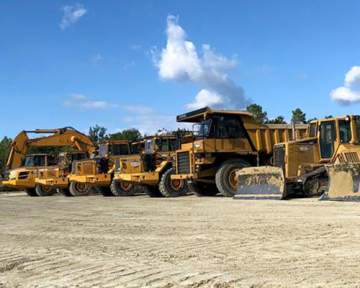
[67,140,133,196]
[169,107,308,197]
[112,135,190,197]
[2,127,96,197]
[35,151,93,197]
[235,115,360,201]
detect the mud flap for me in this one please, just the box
[234,166,286,200]
[321,164,360,201]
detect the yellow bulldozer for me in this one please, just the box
[235,115,360,201]
[112,134,190,197]
[2,127,96,196]
[67,140,133,196]
[169,107,308,197]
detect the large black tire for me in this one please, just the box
[189,182,219,197]
[69,182,90,197]
[110,179,136,196]
[215,159,250,197]
[25,188,38,197]
[143,185,163,197]
[97,186,113,197]
[56,187,73,197]
[35,184,56,197]
[159,167,188,197]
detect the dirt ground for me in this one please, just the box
[1,192,360,287]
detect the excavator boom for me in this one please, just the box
[6,127,96,170]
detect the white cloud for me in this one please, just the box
[186,89,223,110]
[60,4,87,30]
[331,66,360,104]
[154,15,250,110]
[64,94,114,109]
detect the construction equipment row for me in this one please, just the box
[1,107,359,201]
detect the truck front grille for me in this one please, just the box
[338,152,360,163]
[177,152,190,174]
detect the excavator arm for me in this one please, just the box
[6,127,96,170]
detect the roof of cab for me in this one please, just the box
[100,140,129,145]
[176,107,253,123]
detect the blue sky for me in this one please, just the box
[1,0,360,138]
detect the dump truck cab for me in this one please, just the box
[68,140,132,196]
[112,135,189,197]
[171,107,308,197]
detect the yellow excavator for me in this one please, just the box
[235,115,360,201]
[2,127,96,196]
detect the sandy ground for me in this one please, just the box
[1,192,360,287]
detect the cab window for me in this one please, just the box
[110,144,130,155]
[320,121,336,159]
[339,120,351,143]
[355,117,360,143]
[213,116,246,139]
[309,123,317,137]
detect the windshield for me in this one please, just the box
[109,144,130,156]
[98,144,108,157]
[23,155,46,167]
[144,139,154,154]
[193,120,212,138]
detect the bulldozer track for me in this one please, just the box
[1,192,360,287]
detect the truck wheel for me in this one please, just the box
[215,159,250,197]
[110,179,135,196]
[69,182,90,197]
[56,188,73,197]
[25,188,38,197]
[189,182,218,197]
[143,185,163,197]
[35,184,56,197]
[159,167,188,197]
[97,186,113,197]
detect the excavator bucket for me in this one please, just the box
[234,166,286,200]
[320,163,360,201]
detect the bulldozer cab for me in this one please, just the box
[303,116,358,162]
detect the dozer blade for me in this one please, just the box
[321,163,360,201]
[234,166,286,200]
